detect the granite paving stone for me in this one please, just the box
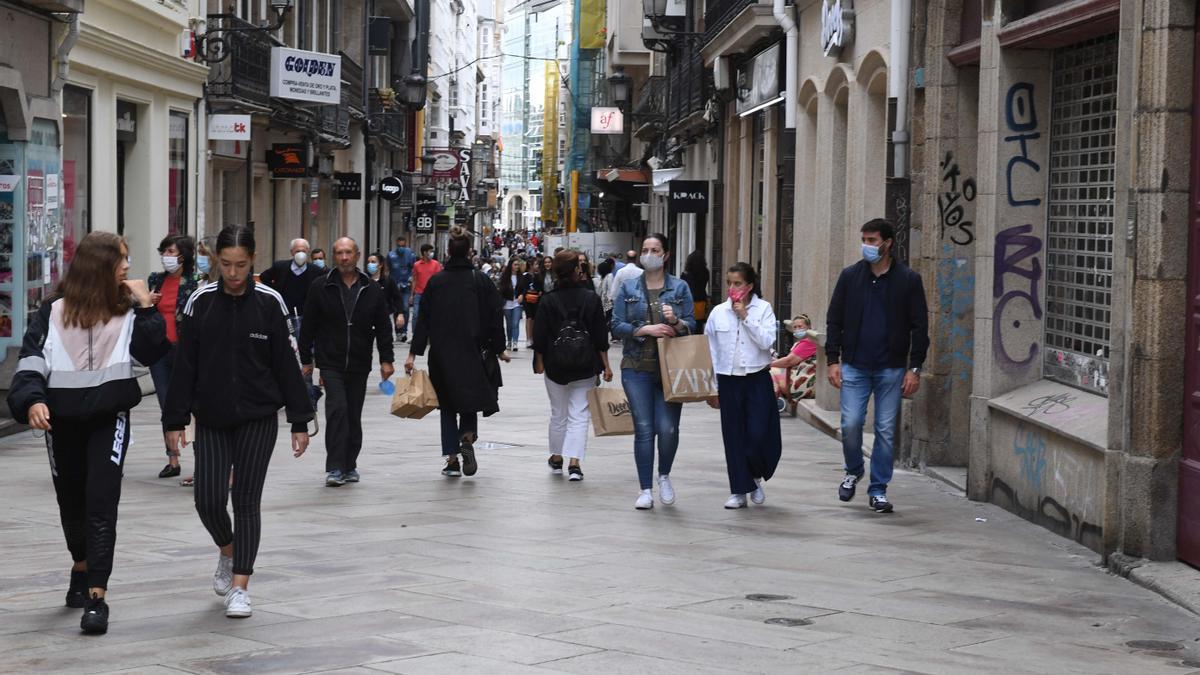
[1,346,1199,672]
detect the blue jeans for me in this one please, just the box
[440,409,478,456]
[621,368,683,490]
[505,305,522,344]
[411,293,423,336]
[839,364,904,496]
[149,342,177,454]
[396,284,412,337]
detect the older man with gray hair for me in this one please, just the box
[259,237,322,324]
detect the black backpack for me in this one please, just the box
[548,305,593,373]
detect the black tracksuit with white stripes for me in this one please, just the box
[163,279,312,576]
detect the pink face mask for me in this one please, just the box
[728,287,747,303]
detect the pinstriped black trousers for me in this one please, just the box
[194,415,277,576]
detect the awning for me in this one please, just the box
[652,168,685,194]
[595,168,650,183]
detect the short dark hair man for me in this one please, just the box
[410,243,443,337]
[387,236,416,342]
[299,237,395,487]
[824,218,929,514]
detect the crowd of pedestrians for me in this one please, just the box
[5,216,928,636]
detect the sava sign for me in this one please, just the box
[821,0,854,57]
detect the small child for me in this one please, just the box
[771,314,819,414]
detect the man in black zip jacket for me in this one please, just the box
[299,237,395,487]
[825,218,929,514]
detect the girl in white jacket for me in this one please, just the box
[705,262,783,509]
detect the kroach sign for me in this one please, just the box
[668,180,709,215]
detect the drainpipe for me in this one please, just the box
[889,0,912,178]
[50,14,80,94]
[773,0,797,129]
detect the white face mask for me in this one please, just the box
[639,253,665,271]
[162,255,181,273]
[294,251,309,267]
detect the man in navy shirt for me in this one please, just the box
[387,236,417,342]
[824,218,929,513]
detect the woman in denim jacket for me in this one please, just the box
[611,233,696,510]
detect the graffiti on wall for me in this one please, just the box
[993,82,1044,372]
[938,152,976,245]
[1013,423,1047,492]
[936,243,974,389]
[990,478,1103,552]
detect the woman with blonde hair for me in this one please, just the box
[7,231,169,634]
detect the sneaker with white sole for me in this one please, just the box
[869,494,894,513]
[658,475,676,505]
[634,489,654,510]
[839,473,863,502]
[750,479,766,505]
[724,494,748,509]
[224,587,252,618]
[212,553,233,596]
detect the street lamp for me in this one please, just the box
[420,152,437,179]
[403,72,427,109]
[448,182,464,202]
[608,67,632,107]
[195,0,294,63]
[642,0,699,37]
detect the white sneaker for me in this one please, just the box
[750,479,766,505]
[634,489,654,510]
[213,553,233,597]
[724,494,748,509]
[224,586,252,618]
[658,475,676,505]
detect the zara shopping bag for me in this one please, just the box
[657,335,719,403]
[390,369,440,419]
[588,386,635,437]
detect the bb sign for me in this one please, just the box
[821,0,855,57]
[270,47,342,104]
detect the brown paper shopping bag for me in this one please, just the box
[390,369,440,419]
[657,335,719,403]
[588,386,635,437]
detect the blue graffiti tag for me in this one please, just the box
[1014,425,1047,492]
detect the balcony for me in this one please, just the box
[632,76,666,141]
[340,51,364,114]
[666,43,707,134]
[205,14,276,110]
[700,0,778,64]
[318,104,350,146]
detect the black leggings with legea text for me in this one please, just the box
[194,415,278,576]
[46,411,132,590]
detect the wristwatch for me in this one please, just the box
[910,367,921,375]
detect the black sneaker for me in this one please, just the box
[65,570,87,608]
[442,458,462,477]
[460,438,478,477]
[838,473,863,502]
[399,335,408,343]
[869,495,894,513]
[80,594,108,634]
[548,456,564,475]
[158,464,180,478]
[568,465,583,481]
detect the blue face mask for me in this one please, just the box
[862,243,882,263]
[793,329,807,339]
[367,262,379,275]
[196,255,210,274]
[313,259,326,269]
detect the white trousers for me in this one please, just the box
[545,377,594,461]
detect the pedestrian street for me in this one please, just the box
[1,348,1198,674]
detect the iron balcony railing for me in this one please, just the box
[205,14,276,106]
[339,50,364,113]
[666,42,706,129]
[703,0,761,46]
[633,75,666,134]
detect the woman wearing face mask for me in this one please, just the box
[148,234,201,480]
[705,263,782,509]
[771,314,819,415]
[196,240,218,285]
[611,233,696,510]
[367,251,406,340]
[7,231,169,634]
[163,225,312,620]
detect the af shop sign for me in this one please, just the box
[667,180,709,215]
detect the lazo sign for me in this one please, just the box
[270,47,342,104]
[821,0,854,57]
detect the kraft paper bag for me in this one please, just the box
[657,335,719,403]
[588,386,635,437]
[390,369,440,419]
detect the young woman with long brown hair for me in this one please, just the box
[7,231,169,635]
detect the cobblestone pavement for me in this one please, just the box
[2,346,1200,674]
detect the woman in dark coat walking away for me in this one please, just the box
[406,226,511,478]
